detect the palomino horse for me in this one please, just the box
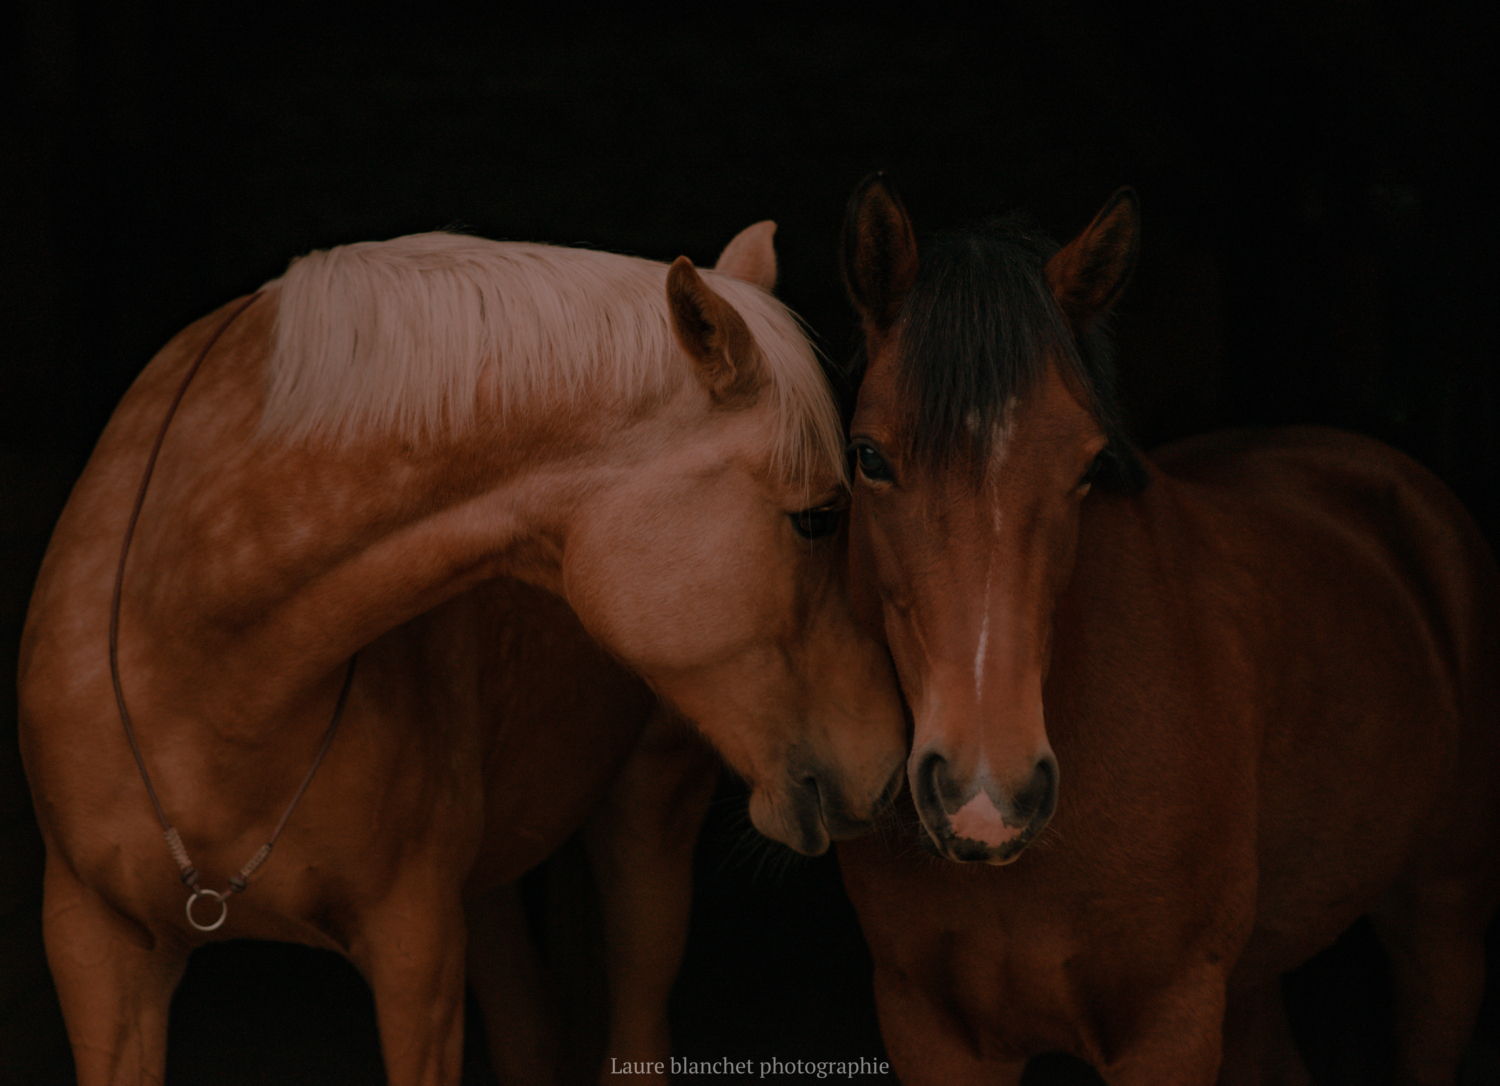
[836,176,1500,1084]
[19,221,906,1086]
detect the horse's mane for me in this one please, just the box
[262,232,844,485]
[878,214,1147,492]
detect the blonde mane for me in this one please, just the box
[262,232,844,485]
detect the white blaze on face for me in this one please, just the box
[949,788,1022,846]
[971,401,1013,707]
[974,567,991,702]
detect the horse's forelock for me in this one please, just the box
[892,216,1144,492]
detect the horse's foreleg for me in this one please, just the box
[1103,971,1228,1086]
[1216,980,1313,1086]
[353,886,468,1086]
[586,708,718,1086]
[1372,875,1493,1086]
[868,969,1025,1086]
[41,852,187,1086]
[466,880,566,1085]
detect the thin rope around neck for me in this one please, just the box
[108,291,357,933]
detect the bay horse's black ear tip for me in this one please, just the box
[1089,188,1142,278]
[1105,187,1142,228]
[842,172,918,326]
[845,176,877,226]
[844,174,915,254]
[848,172,903,215]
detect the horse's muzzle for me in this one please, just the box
[779,760,905,854]
[912,749,1057,864]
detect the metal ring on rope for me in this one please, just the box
[186,889,230,933]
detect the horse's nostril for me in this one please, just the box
[1015,755,1058,824]
[913,750,947,813]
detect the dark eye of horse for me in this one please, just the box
[850,442,894,484]
[791,504,844,540]
[1079,450,1107,490]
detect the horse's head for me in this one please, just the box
[561,222,906,856]
[841,177,1144,863]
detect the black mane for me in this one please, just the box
[864,212,1147,492]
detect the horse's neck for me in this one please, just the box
[120,378,638,731]
[1069,467,1221,589]
[1050,468,1249,728]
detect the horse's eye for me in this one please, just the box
[791,504,844,540]
[851,442,894,484]
[1079,450,1106,490]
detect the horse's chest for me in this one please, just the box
[842,827,1239,1071]
[841,841,1074,1038]
[474,737,640,883]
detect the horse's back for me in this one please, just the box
[1155,425,1500,718]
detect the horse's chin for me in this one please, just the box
[748,788,832,856]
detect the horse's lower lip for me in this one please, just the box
[796,821,832,856]
[977,834,1032,865]
[818,787,880,840]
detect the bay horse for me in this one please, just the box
[18,221,906,1086]
[836,175,1500,1084]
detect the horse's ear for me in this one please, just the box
[1044,188,1140,329]
[842,173,918,341]
[714,220,778,291]
[667,255,760,403]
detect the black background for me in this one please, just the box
[2,3,1496,1083]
